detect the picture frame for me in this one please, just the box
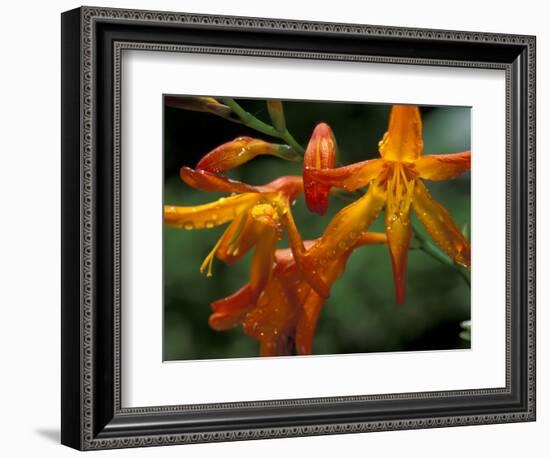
[61,5,536,450]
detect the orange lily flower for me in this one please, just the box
[210,232,386,356]
[304,105,471,304]
[164,137,330,307]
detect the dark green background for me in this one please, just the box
[163,98,471,361]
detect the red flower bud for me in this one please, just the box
[303,123,337,215]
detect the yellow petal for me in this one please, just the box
[415,151,471,180]
[307,182,387,270]
[412,180,471,268]
[384,194,412,304]
[378,105,423,162]
[163,193,261,230]
[248,210,281,301]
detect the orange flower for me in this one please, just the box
[304,105,471,304]
[210,233,386,356]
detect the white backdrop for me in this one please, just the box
[123,53,506,406]
[0,0,546,457]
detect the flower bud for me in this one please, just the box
[303,123,337,215]
[164,96,238,121]
[197,137,300,174]
[267,100,286,133]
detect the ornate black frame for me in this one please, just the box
[61,6,536,450]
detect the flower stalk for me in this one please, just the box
[221,98,305,154]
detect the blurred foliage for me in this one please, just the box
[163,99,471,360]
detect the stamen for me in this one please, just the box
[200,235,225,277]
[226,214,248,256]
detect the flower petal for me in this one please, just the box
[355,232,387,246]
[384,197,413,305]
[304,158,385,192]
[295,252,351,355]
[209,284,254,331]
[164,193,261,230]
[257,176,304,202]
[378,105,423,162]
[180,166,258,194]
[415,151,471,180]
[281,205,330,299]
[248,209,281,301]
[295,291,325,355]
[307,181,387,272]
[242,268,301,357]
[213,213,256,264]
[412,180,471,268]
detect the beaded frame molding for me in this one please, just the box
[61,6,536,451]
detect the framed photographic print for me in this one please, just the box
[61,6,536,450]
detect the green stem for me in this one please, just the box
[411,222,471,287]
[221,98,305,154]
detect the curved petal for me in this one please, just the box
[281,205,330,299]
[415,151,471,180]
[209,284,254,331]
[412,180,471,268]
[180,167,258,194]
[258,175,303,202]
[304,158,385,192]
[307,181,387,271]
[378,105,423,161]
[247,209,281,302]
[164,193,261,230]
